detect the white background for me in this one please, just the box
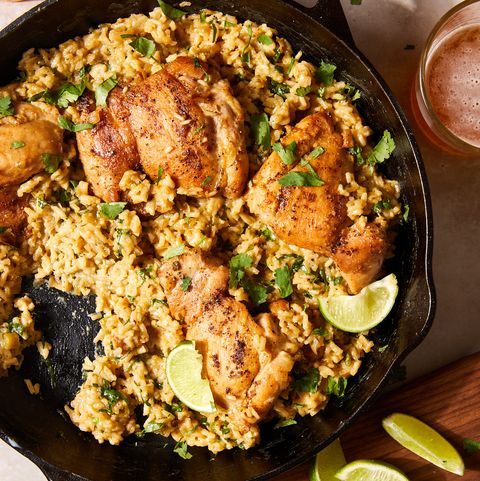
[1,0,478,480]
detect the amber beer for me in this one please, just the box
[413,1,480,154]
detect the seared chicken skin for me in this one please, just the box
[77,57,248,201]
[246,112,386,293]
[0,102,63,238]
[158,250,294,417]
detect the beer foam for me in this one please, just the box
[426,25,480,148]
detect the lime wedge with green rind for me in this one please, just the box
[335,460,409,481]
[318,274,398,333]
[166,341,216,413]
[382,413,464,476]
[310,438,346,481]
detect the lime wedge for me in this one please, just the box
[310,438,346,481]
[335,460,409,481]
[318,274,398,333]
[382,413,464,476]
[166,341,216,413]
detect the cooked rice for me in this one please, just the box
[0,5,400,454]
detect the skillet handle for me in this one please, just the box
[282,0,355,47]
[38,462,84,481]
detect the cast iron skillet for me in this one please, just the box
[0,1,435,480]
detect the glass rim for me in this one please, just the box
[418,0,480,154]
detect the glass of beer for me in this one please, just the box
[412,0,480,155]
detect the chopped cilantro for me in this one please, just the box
[293,368,319,393]
[372,199,392,214]
[309,146,325,159]
[180,276,192,291]
[463,438,480,453]
[229,253,253,288]
[95,76,118,107]
[173,440,192,459]
[326,376,347,397]
[348,145,365,165]
[378,344,389,353]
[192,57,210,82]
[55,80,87,108]
[241,24,253,64]
[250,112,271,150]
[287,57,296,76]
[403,204,410,222]
[0,96,14,118]
[11,140,25,149]
[199,10,206,23]
[261,228,274,240]
[343,83,361,101]
[129,36,156,58]
[157,166,164,182]
[210,21,218,43]
[274,418,297,429]
[8,322,24,337]
[100,381,126,414]
[271,48,282,63]
[224,20,235,27]
[295,86,312,97]
[41,153,62,174]
[79,64,91,77]
[315,61,337,86]
[58,116,94,132]
[367,130,395,165]
[278,169,324,187]
[139,265,154,283]
[240,277,267,306]
[275,265,293,298]
[99,202,127,219]
[221,421,230,435]
[258,34,273,46]
[157,0,186,20]
[164,244,185,259]
[136,422,164,438]
[201,175,213,187]
[317,87,325,98]
[268,79,290,99]
[311,327,326,336]
[273,141,297,165]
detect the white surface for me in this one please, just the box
[1,0,478,479]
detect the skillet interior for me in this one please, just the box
[0,1,435,480]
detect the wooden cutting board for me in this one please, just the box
[274,352,480,481]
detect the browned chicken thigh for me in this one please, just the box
[77,57,249,201]
[158,250,294,417]
[0,101,63,239]
[246,112,386,293]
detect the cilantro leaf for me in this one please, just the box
[367,130,395,165]
[268,79,290,98]
[463,438,480,453]
[0,96,14,118]
[41,153,62,174]
[180,276,192,291]
[295,86,312,97]
[250,112,271,150]
[157,0,186,20]
[210,21,218,43]
[258,34,273,46]
[56,81,87,108]
[129,36,156,58]
[95,76,118,107]
[11,141,25,149]
[348,145,365,165]
[287,57,296,76]
[309,146,325,159]
[343,83,361,101]
[273,141,297,165]
[100,381,126,414]
[326,376,347,397]
[229,253,252,288]
[315,61,337,86]
[58,116,94,132]
[278,170,324,187]
[173,440,192,459]
[274,418,297,429]
[164,244,185,259]
[201,175,213,187]
[241,24,253,63]
[240,277,267,306]
[157,166,163,182]
[293,368,319,393]
[99,202,127,219]
[275,265,293,298]
[372,199,392,214]
[311,327,326,336]
[199,10,207,23]
[403,204,410,222]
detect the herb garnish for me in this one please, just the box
[8,322,24,337]
[180,276,192,291]
[41,153,62,174]
[157,0,186,20]
[241,24,253,64]
[367,130,395,165]
[293,368,319,393]
[58,116,94,132]
[308,146,325,159]
[273,141,297,165]
[136,422,164,438]
[326,376,347,397]
[224,20,235,27]
[11,141,25,149]
[157,166,164,182]
[286,57,296,76]
[173,440,192,459]
[372,199,392,214]
[99,202,127,219]
[210,22,218,43]
[274,265,293,298]
[295,86,312,97]
[164,244,185,259]
[199,10,207,23]
[402,204,410,222]
[278,161,324,187]
[348,145,365,165]
[129,36,156,58]
[274,418,297,429]
[95,76,118,107]
[0,96,14,118]
[258,34,273,46]
[268,79,290,98]
[315,61,337,86]
[193,57,210,82]
[229,253,253,288]
[31,81,87,108]
[250,112,271,150]
[463,438,480,453]
[240,277,267,306]
[100,381,126,414]
[311,327,326,336]
[343,83,361,101]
